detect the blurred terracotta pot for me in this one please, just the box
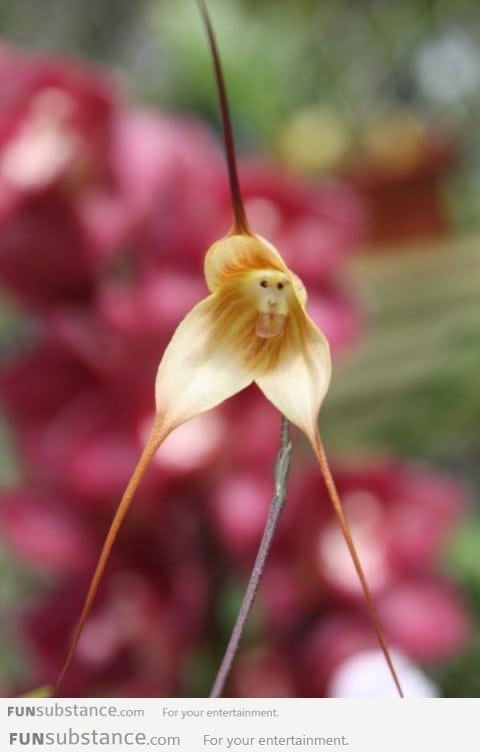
[342,114,458,247]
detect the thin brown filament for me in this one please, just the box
[55,417,170,696]
[196,0,251,236]
[312,431,405,698]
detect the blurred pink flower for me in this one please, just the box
[377,576,470,662]
[11,490,212,697]
[328,648,439,698]
[208,451,470,697]
[291,459,467,602]
[20,569,202,697]
[0,45,116,308]
[296,570,470,697]
[230,648,295,698]
[0,490,94,575]
[0,44,114,199]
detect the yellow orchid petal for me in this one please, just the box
[255,303,331,437]
[204,233,287,293]
[290,270,308,307]
[155,294,254,430]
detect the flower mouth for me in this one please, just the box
[256,311,287,339]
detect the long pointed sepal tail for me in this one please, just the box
[54,417,170,695]
[311,430,405,698]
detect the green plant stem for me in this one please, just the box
[209,415,292,698]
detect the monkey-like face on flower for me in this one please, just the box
[154,233,330,436]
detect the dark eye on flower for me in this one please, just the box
[277,282,284,290]
[260,280,268,288]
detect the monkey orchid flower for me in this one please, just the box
[155,232,330,439]
[55,0,403,698]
